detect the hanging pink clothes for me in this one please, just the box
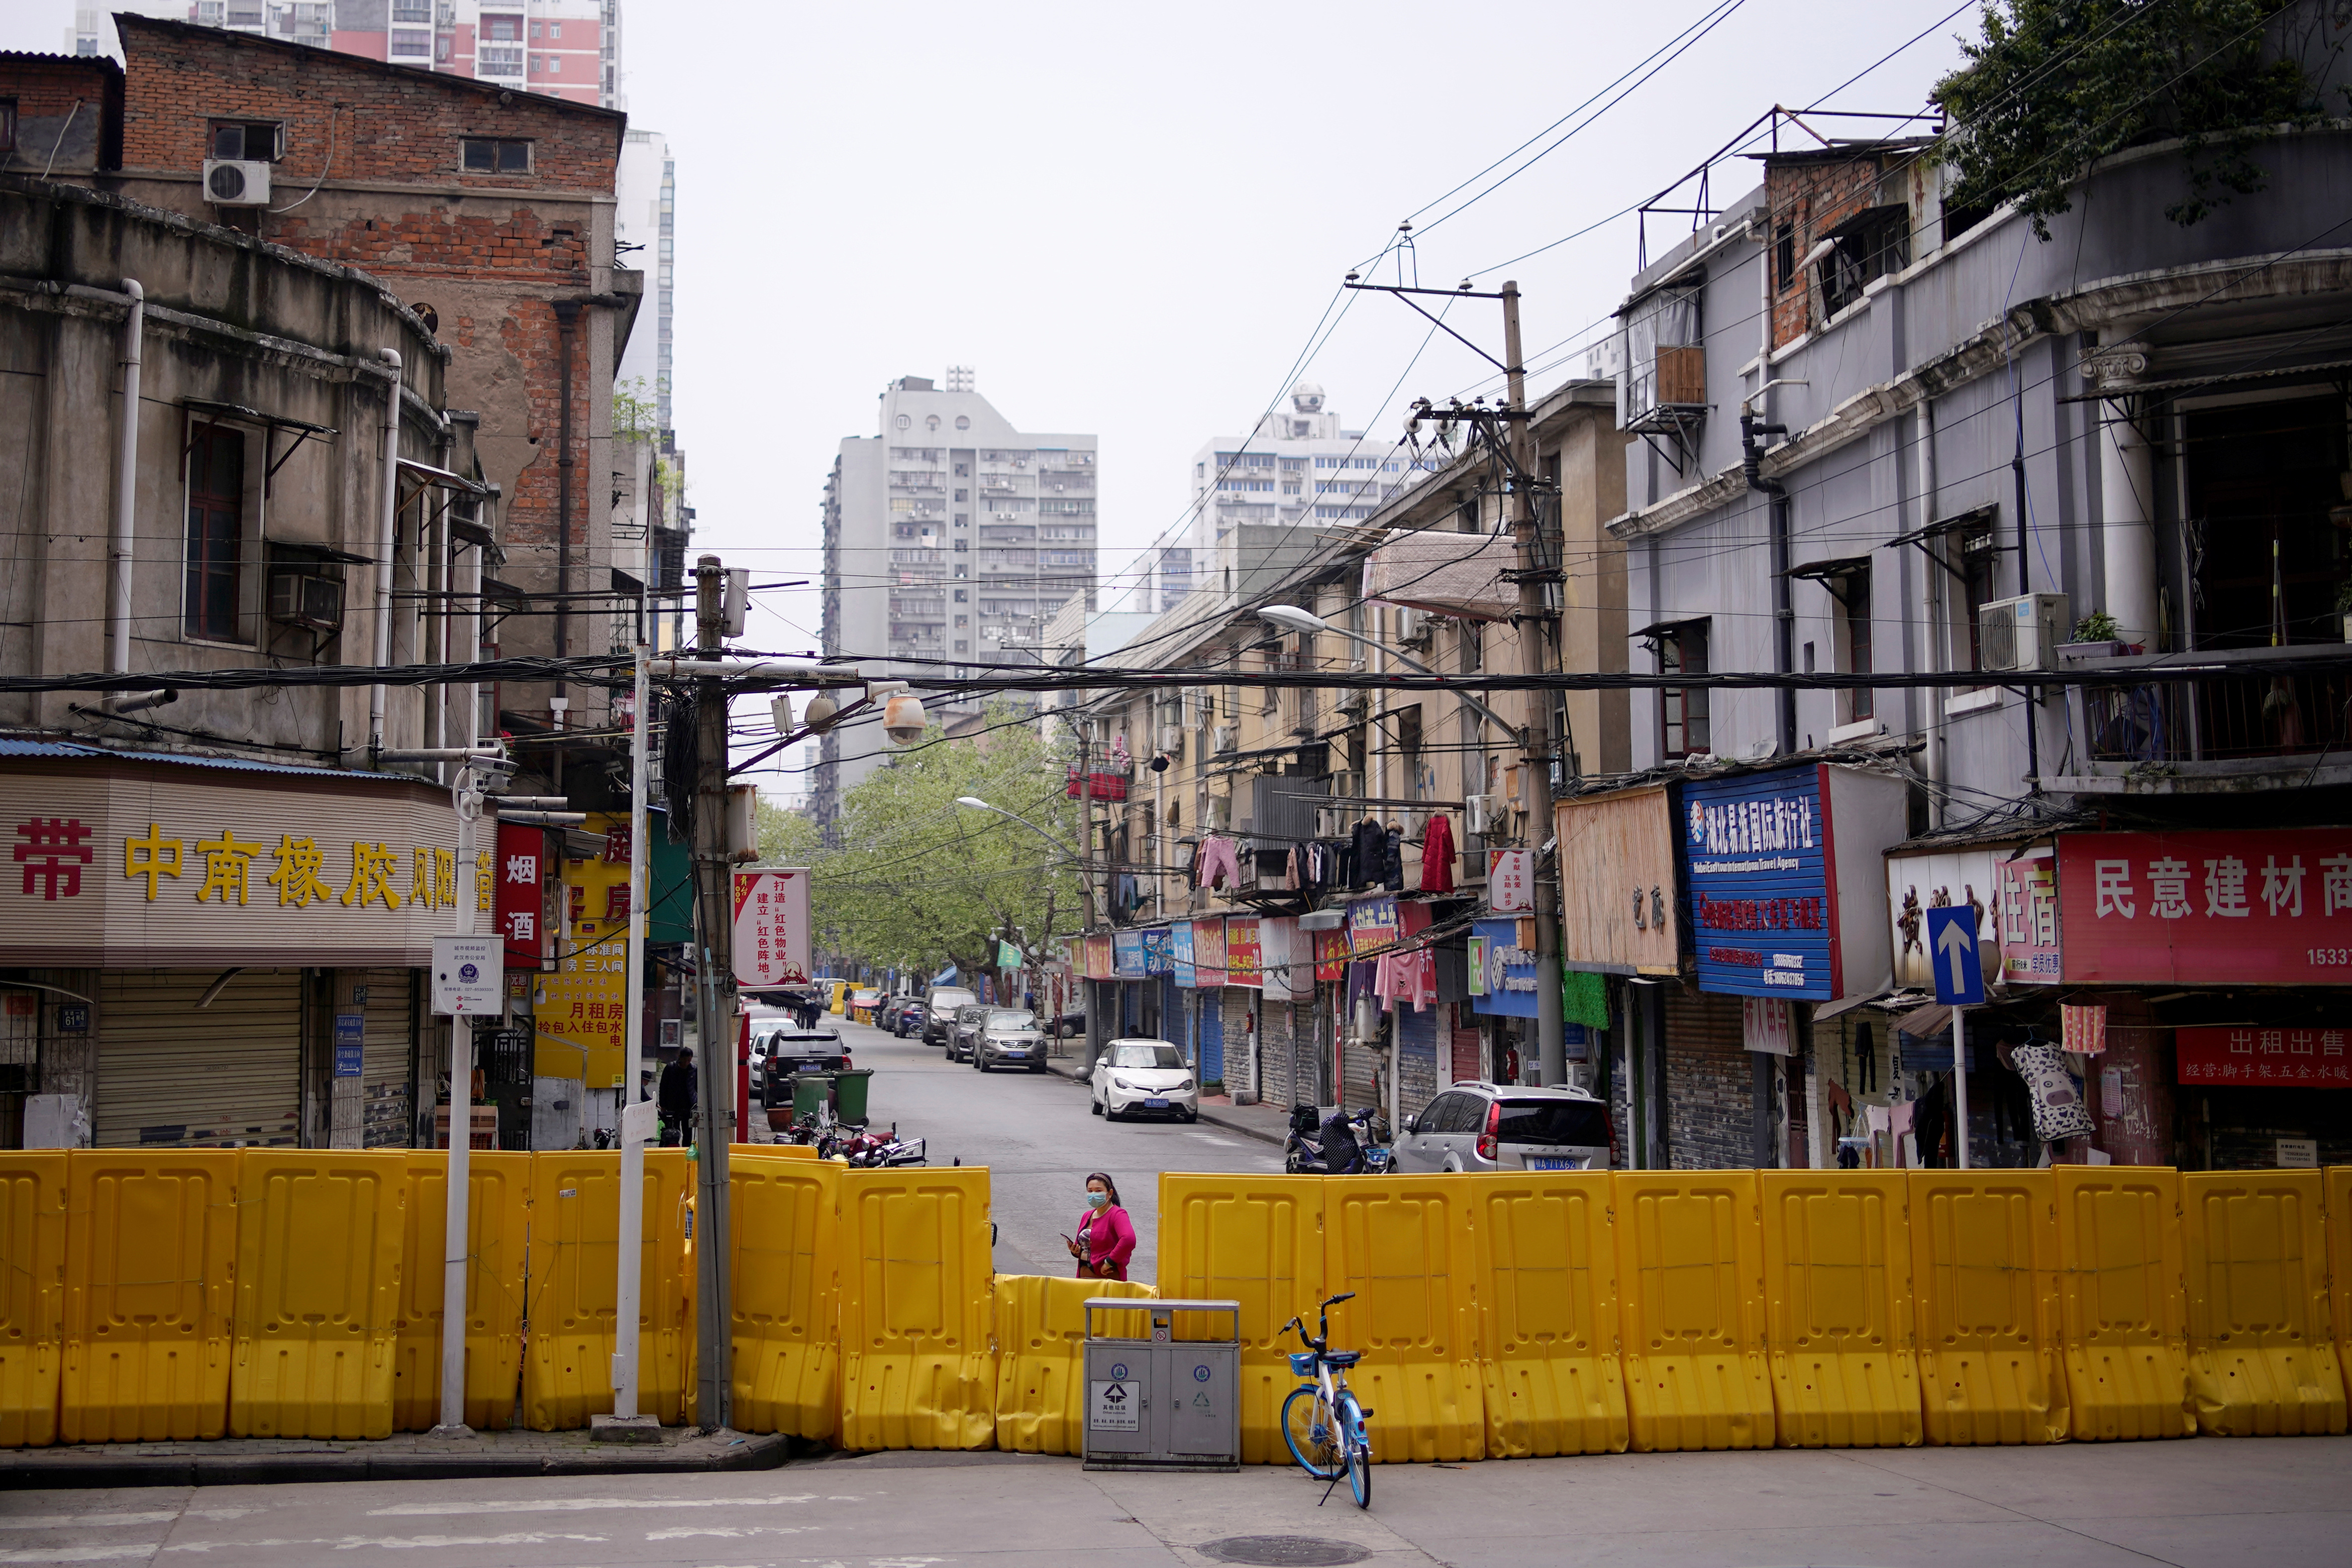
[1419,812,1457,893]
[1406,947,1439,1009]
[1196,835,1241,889]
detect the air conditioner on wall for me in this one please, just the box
[1464,793,1498,837]
[267,572,345,632]
[1157,725,1184,757]
[202,159,272,206]
[1212,725,1238,755]
[1977,592,2071,673]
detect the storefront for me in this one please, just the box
[0,747,468,1149]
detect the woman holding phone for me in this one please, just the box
[1066,1172,1136,1282]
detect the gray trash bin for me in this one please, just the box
[1081,1297,1240,1473]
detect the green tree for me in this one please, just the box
[1933,0,2339,237]
[782,705,1085,982]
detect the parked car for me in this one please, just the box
[1045,1006,1086,1039]
[923,986,977,1047]
[1389,1082,1610,1173]
[947,1002,990,1063]
[893,1001,927,1038]
[972,1008,1048,1072]
[1089,1038,1198,1122]
[747,1010,851,1106]
[877,995,913,1033]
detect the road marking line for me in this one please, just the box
[164,1531,608,1552]
[0,1549,162,1565]
[366,1494,854,1516]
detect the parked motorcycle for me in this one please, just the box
[1283,1104,1393,1175]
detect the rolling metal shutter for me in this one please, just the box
[1199,994,1222,1087]
[94,969,302,1148]
[360,968,416,1148]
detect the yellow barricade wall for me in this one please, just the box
[732,1152,842,1439]
[525,1149,692,1430]
[1613,1172,1775,1452]
[1758,1172,1920,1448]
[2331,1168,2352,1399]
[0,1157,66,1448]
[1468,1173,1626,1458]
[1909,1172,2068,1445]
[1324,1176,1484,1463]
[2180,1170,2346,1436]
[1156,1173,1327,1465]
[835,1166,995,1451]
[2053,1166,2194,1441]
[230,1152,407,1439]
[991,1273,1153,1455]
[62,1150,238,1442]
[391,1152,531,1432]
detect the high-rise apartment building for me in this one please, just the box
[813,371,1097,832]
[615,126,674,426]
[1166,382,1428,606]
[73,0,625,109]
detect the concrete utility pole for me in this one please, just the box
[689,554,735,1431]
[1500,281,1567,1088]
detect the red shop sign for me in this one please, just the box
[2058,829,2352,986]
[2176,1024,2352,1087]
[494,822,548,971]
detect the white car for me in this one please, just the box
[1090,1038,1198,1122]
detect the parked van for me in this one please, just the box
[922,985,977,1047]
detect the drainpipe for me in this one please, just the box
[369,348,403,759]
[1739,410,1796,755]
[107,280,143,677]
[1918,400,1947,828]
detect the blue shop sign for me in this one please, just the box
[1682,764,1838,1001]
[1171,921,1197,988]
[1112,929,1148,979]
[333,1013,365,1078]
[1469,918,1541,1018]
[1141,926,1175,977]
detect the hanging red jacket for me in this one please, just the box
[1419,812,1457,892]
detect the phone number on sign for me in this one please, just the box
[2311,949,2352,967]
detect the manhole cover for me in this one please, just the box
[1197,1537,1371,1567]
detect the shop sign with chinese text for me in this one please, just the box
[1470,917,1540,1018]
[732,869,811,987]
[1225,916,1262,989]
[1347,896,1401,956]
[1172,920,1197,988]
[1112,929,1147,979]
[1886,847,2005,990]
[1082,932,1114,980]
[1140,926,1174,977]
[1995,851,2062,985]
[1192,919,1228,987]
[537,814,634,1086]
[495,822,550,972]
[1486,849,1534,913]
[2176,1024,2352,1086]
[0,763,470,967]
[2058,830,2352,985]
[1313,926,1349,983]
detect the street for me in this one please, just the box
[821,1015,1268,1284]
[7,1432,2346,1566]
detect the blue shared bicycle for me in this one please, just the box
[1279,1290,1373,1508]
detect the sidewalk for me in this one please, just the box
[0,1423,794,1490]
[1043,1052,1291,1146]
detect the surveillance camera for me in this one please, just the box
[881,692,928,746]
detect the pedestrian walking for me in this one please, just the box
[1066,1171,1136,1282]
[658,1046,696,1146]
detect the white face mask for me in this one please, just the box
[1086,1190,1110,1210]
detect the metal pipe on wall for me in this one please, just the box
[108,280,144,676]
[369,348,403,754]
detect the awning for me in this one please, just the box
[1362,529,1518,621]
[1813,990,1890,1024]
[1895,1002,1954,1039]
[931,964,958,986]
[398,458,489,496]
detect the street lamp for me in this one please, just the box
[1256,604,1519,741]
[954,796,1087,866]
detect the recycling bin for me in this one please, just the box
[833,1067,873,1126]
[1081,1298,1240,1472]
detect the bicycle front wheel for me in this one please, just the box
[1280,1385,1343,1479]
[1336,1392,1371,1508]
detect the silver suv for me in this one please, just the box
[1391,1082,1610,1173]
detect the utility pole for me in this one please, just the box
[1500,281,1567,1089]
[689,553,735,1431]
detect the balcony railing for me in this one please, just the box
[2075,644,2352,766]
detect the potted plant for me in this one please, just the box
[2058,609,2127,659]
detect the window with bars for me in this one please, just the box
[184,425,245,643]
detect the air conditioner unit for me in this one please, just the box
[1335,688,1368,715]
[1977,592,2070,673]
[1156,725,1183,757]
[1394,607,1431,647]
[267,571,345,632]
[202,158,272,206]
[1464,793,1498,837]
[1201,795,1232,831]
[1212,725,1238,756]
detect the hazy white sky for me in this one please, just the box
[6,1,1976,663]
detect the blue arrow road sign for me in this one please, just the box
[1926,906,1984,1006]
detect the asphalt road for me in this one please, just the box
[12,1433,2350,1566]
[827,1014,1269,1285]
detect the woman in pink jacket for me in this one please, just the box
[1068,1172,1137,1282]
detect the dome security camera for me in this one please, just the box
[881,691,928,746]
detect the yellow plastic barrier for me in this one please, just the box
[230,1152,407,1439]
[835,1166,995,1450]
[1758,1172,1921,1448]
[2052,1165,2194,1441]
[1909,1171,2067,1445]
[1323,1176,1484,1462]
[2332,1168,2352,1398]
[62,1150,238,1442]
[1467,1173,1626,1458]
[0,1157,66,1448]
[1613,1172,1774,1451]
[391,1152,531,1432]
[991,1273,1153,1455]
[525,1149,693,1430]
[2180,1170,2346,1436]
[732,1151,842,1439]
[1157,1173,1327,1464]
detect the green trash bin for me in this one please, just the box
[791,1072,836,1124]
[833,1068,873,1127]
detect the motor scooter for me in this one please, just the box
[1283,1105,1392,1175]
